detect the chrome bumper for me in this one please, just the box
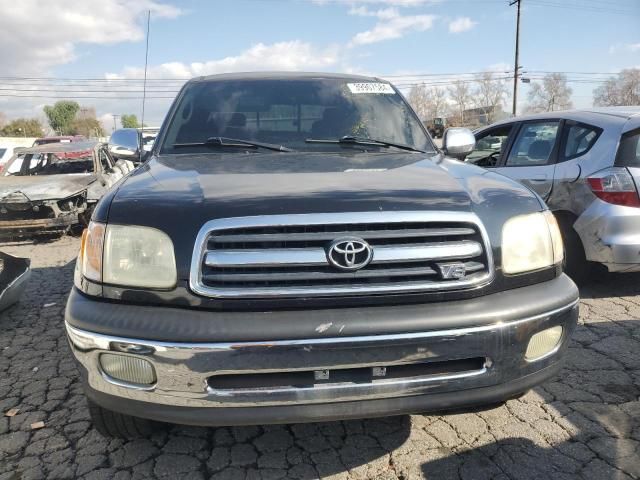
[66,300,578,410]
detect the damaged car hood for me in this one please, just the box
[0,174,95,202]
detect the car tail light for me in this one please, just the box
[587,167,640,207]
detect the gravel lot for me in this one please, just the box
[1,236,639,480]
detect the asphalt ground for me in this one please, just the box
[0,236,639,479]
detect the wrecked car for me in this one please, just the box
[0,252,30,312]
[470,107,640,282]
[33,135,86,146]
[0,141,135,238]
[65,72,579,438]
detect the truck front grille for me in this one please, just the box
[190,212,494,298]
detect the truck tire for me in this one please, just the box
[558,218,592,285]
[88,399,161,438]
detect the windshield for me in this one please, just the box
[4,152,94,176]
[160,78,434,154]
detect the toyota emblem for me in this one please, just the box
[326,237,373,271]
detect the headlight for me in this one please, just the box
[80,221,176,289]
[80,221,104,282]
[502,211,564,274]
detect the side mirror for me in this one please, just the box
[109,128,142,161]
[442,128,476,161]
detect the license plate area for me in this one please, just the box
[208,356,487,392]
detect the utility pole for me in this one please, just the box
[510,0,521,116]
[112,114,120,132]
[140,10,151,163]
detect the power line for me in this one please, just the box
[526,0,639,15]
[0,70,627,85]
[0,94,175,99]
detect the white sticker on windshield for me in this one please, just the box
[347,83,395,94]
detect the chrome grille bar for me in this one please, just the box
[205,241,483,268]
[202,262,485,283]
[209,227,476,244]
[190,211,494,298]
[206,249,324,268]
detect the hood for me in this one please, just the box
[0,174,95,202]
[109,152,473,223]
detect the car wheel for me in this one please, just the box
[558,219,592,285]
[88,399,162,439]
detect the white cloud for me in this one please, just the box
[348,6,400,19]
[0,0,181,75]
[350,14,436,46]
[106,41,342,79]
[609,42,640,54]
[448,17,477,34]
[315,0,436,5]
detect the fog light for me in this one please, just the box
[525,326,563,361]
[99,353,156,385]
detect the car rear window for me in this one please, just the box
[562,122,601,160]
[615,128,640,167]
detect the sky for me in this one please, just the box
[0,0,638,133]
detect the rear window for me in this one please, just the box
[615,128,640,167]
[562,122,601,160]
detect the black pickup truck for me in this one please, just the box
[65,72,578,438]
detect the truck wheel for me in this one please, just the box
[88,399,161,438]
[559,220,592,285]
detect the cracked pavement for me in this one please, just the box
[0,236,639,480]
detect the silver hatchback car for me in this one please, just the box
[469,107,640,281]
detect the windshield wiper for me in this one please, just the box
[173,137,293,152]
[305,135,425,153]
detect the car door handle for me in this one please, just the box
[530,174,548,182]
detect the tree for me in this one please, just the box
[593,69,640,106]
[408,85,430,121]
[447,80,474,124]
[0,118,44,137]
[408,86,447,121]
[71,117,105,138]
[43,100,80,135]
[70,107,104,138]
[0,112,6,129]
[526,73,573,113]
[121,114,140,129]
[474,71,508,123]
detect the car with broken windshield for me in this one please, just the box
[0,141,135,238]
[64,72,579,438]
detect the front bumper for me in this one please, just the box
[574,198,640,272]
[65,275,579,426]
[0,215,76,237]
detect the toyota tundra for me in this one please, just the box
[64,72,579,438]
